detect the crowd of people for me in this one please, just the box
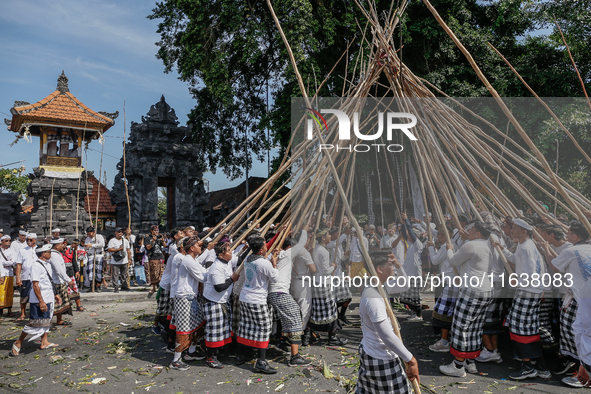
[1,206,591,393]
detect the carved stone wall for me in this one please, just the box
[26,167,92,241]
[0,193,29,237]
[110,96,207,234]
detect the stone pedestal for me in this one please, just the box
[26,167,92,241]
[111,96,207,234]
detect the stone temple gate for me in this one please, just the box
[110,96,207,233]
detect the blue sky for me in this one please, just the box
[0,0,273,193]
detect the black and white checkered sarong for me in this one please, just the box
[237,301,272,348]
[400,286,421,307]
[559,297,579,359]
[433,285,458,317]
[334,281,352,303]
[356,343,410,394]
[539,297,556,344]
[155,288,170,317]
[204,300,232,348]
[268,292,303,340]
[505,290,541,337]
[173,296,203,335]
[310,296,338,325]
[450,288,492,358]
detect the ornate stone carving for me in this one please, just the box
[57,71,69,93]
[140,95,179,125]
[98,110,119,120]
[47,156,78,167]
[111,97,206,233]
[4,118,10,126]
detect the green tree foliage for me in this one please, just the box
[149,0,590,204]
[0,167,30,201]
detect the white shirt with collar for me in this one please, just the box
[0,246,16,276]
[16,245,37,281]
[49,250,72,285]
[30,259,55,304]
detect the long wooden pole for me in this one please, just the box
[265,2,420,392]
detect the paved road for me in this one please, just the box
[0,292,585,393]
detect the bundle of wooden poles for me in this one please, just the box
[200,1,591,392]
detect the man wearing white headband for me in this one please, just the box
[14,233,37,320]
[51,228,61,239]
[84,227,105,292]
[0,234,15,317]
[545,220,591,387]
[10,244,61,356]
[49,238,75,326]
[495,217,550,380]
[440,220,493,377]
[10,230,27,255]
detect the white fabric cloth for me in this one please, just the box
[550,243,591,301]
[159,251,175,291]
[49,250,71,284]
[168,253,186,297]
[240,256,279,304]
[0,246,16,276]
[446,239,492,292]
[360,286,413,361]
[381,233,405,265]
[203,256,238,303]
[292,248,315,280]
[403,238,423,278]
[16,245,37,281]
[85,234,105,255]
[487,234,507,283]
[175,254,207,298]
[312,244,334,277]
[30,259,55,304]
[349,236,368,262]
[550,241,573,294]
[574,279,591,367]
[107,237,130,265]
[502,238,546,294]
[269,231,307,294]
[10,239,27,255]
[428,245,454,277]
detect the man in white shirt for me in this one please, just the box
[14,233,37,320]
[107,227,132,293]
[202,241,239,368]
[169,236,207,371]
[349,227,368,281]
[381,223,405,267]
[399,213,424,322]
[291,231,316,345]
[49,238,75,326]
[327,227,353,325]
[357,250,419,394]
[496,218,550,380]
[310,228,347,346]
[427,230,457,353]
[84,227,105,292]
[10,244,61,356]
[237,236,279,374]
[10,230,27,255]
[268,228,311,366]
[440,221,493,377]
[546,220,591,382]
[0,235,15,317]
